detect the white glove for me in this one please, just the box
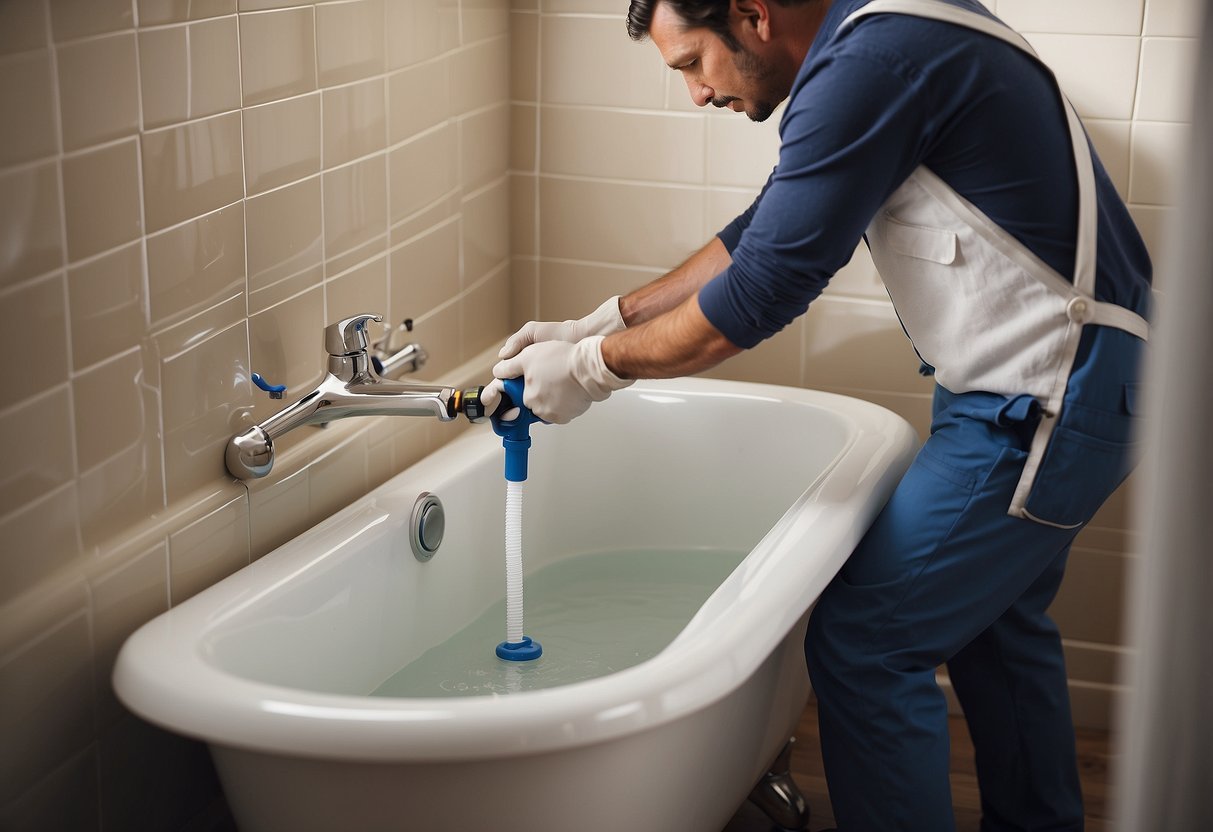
[492,336,633,424]
[498,296,626,360]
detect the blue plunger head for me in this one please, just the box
[490,377,543,483]
[490,376,544,662]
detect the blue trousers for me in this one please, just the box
[805,326,1143,831]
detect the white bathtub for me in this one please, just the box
[114,378,916,832]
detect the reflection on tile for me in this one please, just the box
[67,242,145,370]
[245,176,323,293]
[239,6,316,106]
[0,50,58,166]
[0,274,69,410]
[157,312,252,504]
[0,387,73,513]
[323,156,387,270]
[138,26,189,129]
[73,349,155,472]
[0,162,63,288]
[389,219,458,319]
[141,112,243,233]
[56,33,139,151]
[316,0,384,88]
[49,0,133,42]
[242,93,321,195]
[62,139,142,261]
[189,16,241,118]
[323,79,385,168]
[0,486,82,606]
[147,202,245,329]
[168,494,249,604]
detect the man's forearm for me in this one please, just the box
[602,291,741,380]
[618,237,732,326]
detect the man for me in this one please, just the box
[483,0,1152,829]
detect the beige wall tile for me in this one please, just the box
[243,93,322,195]
[138,0,237,25]
[1086,119,1132,198]
[147,202,245,330]
[0,162,64,288]
[0,610,94,804]
[245,175,323,293]
[510,255,538,326]
[168,494,249,604]
[0,274,70,409]
[541,16,665,109]
[706,109,780,189]
[510,11,538,102]
[0,486,82,605]
[538,177,706,268]
[999,0,1144,35]
[801,296,934,396]
[248,285,325,406]
[385,0,459,70]
[0,50,58,166]
[463,0,509,44]
[461,263,511,360]
[705,187,757,239]
[67,242,145,370]
[1134,36,1199,122]
[461,105,510,194]
[541,107,706,184]
[73,349,152,469]
[316,0,385,88]
[0,0,49,55]
[0,387,74,512]
[49,0,133,41]
[326,254,388,323]
[823,242,887,301]
[1143,0,1204,35]
[248,465,310,557]
[0,747,98,831]
[56,33,139,151]
[1052,547,1129,644]
[389,218,459,318]
[1130,120,1191,205]
[450,36,509,116]
[141,113,243,233]
[389,123,458,224]
[238,6,316,106]
[238,0,313,10]
[63,139,142,260]
[697,319,804,387]
[323,78,386,168]
[511,104,537,172]
[536,259,659,321]
[1127,204,1175,278]
[188,16,242,118]
[138,26,190,129]
[323,155,388,269]
[410,299,459,377]
[89,543,168,724]
[389,191,460,245]
[157,311,253,503]
[306,434,368,519]
[387,58,450,145]
[462,178,510,282]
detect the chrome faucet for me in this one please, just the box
[226,313,488,480]
[370,317,428,379]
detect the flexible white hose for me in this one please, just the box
[504,480,525,644]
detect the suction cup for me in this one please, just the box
[495,635,543,662]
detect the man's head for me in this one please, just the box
[626,0,828,122]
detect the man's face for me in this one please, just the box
[649,0,786,122]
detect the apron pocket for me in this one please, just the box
[1023,424,1137,528]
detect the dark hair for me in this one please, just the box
[626,0,739,48]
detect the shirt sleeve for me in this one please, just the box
[701,47,933,349]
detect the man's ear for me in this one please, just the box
[732,0,773,41]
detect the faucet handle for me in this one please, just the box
[325,313,383,357]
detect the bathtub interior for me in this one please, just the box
[200,385,855,698]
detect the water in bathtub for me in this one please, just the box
[370,547,743,697]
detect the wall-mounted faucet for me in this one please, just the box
[226,313,487,480]
[370,317,428,378]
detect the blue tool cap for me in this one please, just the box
[490,377,542,482]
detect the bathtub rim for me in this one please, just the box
[113,378,918,763]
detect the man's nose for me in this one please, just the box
[685,77,714,107]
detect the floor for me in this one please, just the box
[722,699,1113,832]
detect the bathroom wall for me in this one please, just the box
[0,0,511,828]
[510,0,1201,729]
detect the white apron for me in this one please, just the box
[837,0,1150,526]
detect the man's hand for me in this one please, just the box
[491,336,633,424]
[497,296,626,360]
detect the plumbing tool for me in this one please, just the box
[489,377,544,662]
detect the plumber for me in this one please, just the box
[483,0,1151,829]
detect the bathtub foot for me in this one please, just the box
[747,737,811,831]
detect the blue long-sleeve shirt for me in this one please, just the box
[699,0,1153,349]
